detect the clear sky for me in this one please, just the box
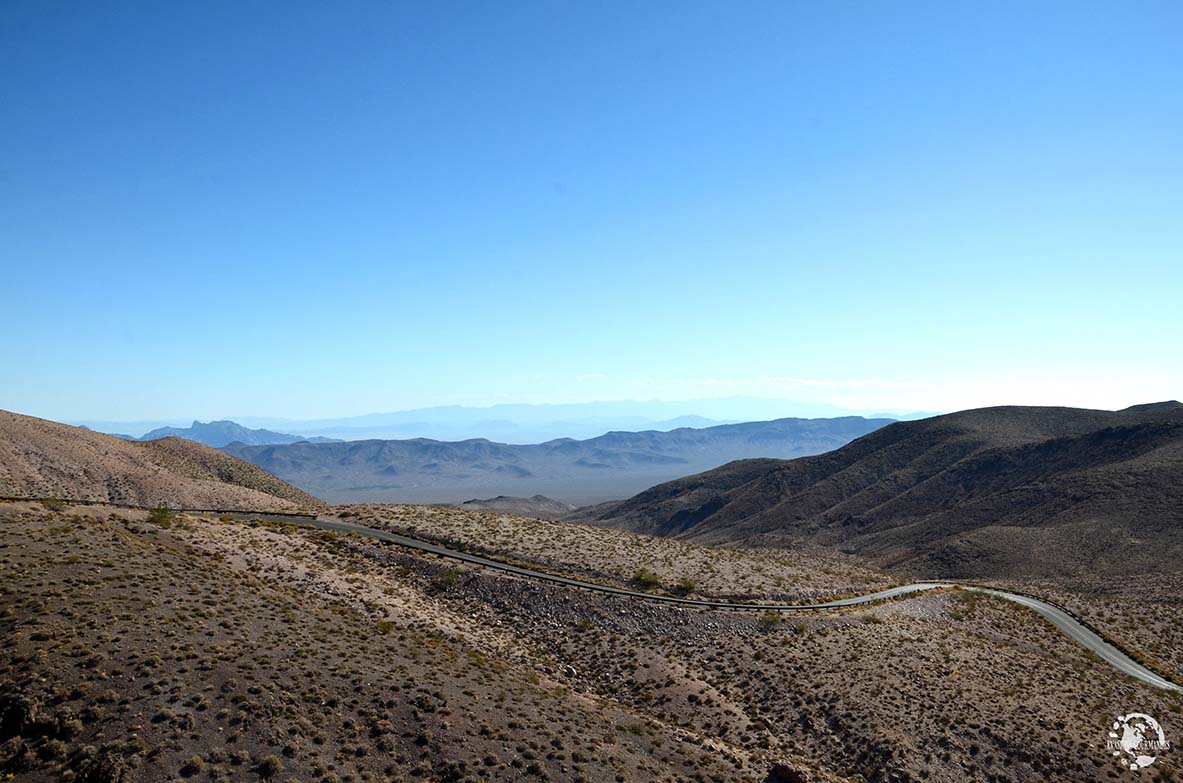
[2,1,1181,422]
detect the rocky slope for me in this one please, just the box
[0,410,323,511]
[592,402,1183,579]
[4,500,1177,782]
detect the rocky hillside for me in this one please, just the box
[5,500,1176,782]
[0,410,324,511]
[592,402,1183,579]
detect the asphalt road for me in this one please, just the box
[962,587,1182,693]
[222,512,1182,693]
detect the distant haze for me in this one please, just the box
[221,415,894,506]
[75,397,932,443]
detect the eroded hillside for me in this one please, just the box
[593,403,1183,579]
[0,411,323,512]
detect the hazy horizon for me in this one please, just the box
[41,390,1183,436]
[64,395,930,441]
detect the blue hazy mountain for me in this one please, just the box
[79,399,936,443]
[230,399,933,443]
[222,415,895,506]
[138,420,342,449]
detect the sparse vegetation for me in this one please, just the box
[341,503,892,602]
[2,498,1180,783]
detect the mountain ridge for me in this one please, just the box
[223,416,895,505]
[139,419,342,448]
[76,398,936,442]
[589,402,1183,579]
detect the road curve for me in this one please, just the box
[962,587,1182,693]
[222,513,1183,693]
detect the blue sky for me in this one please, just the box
[2,1,1181,421]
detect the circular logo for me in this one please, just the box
[1108,713,1170,770]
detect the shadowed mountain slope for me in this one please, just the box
[591,402,1183,579]
[223,416,893,505]
[0,410,324,511]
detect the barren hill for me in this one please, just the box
[592,402,1183,579]
[457,494,576,519]
[0,410,323,511]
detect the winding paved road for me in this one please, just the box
[962,587,1182,693]
[224,512,1182,693]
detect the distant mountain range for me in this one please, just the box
[75,398,936,443]
[222,416,895,505]
[587,401,1183,579]
[137,420,341,448]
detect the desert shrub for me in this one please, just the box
[674,576,697,595]
[40,498,68,512]
[180,755,204,776]
[428,568,461,593]
[757,611,782,630]
[147,506,175,528]
[631,569,661,589]
[257,754,283,778]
